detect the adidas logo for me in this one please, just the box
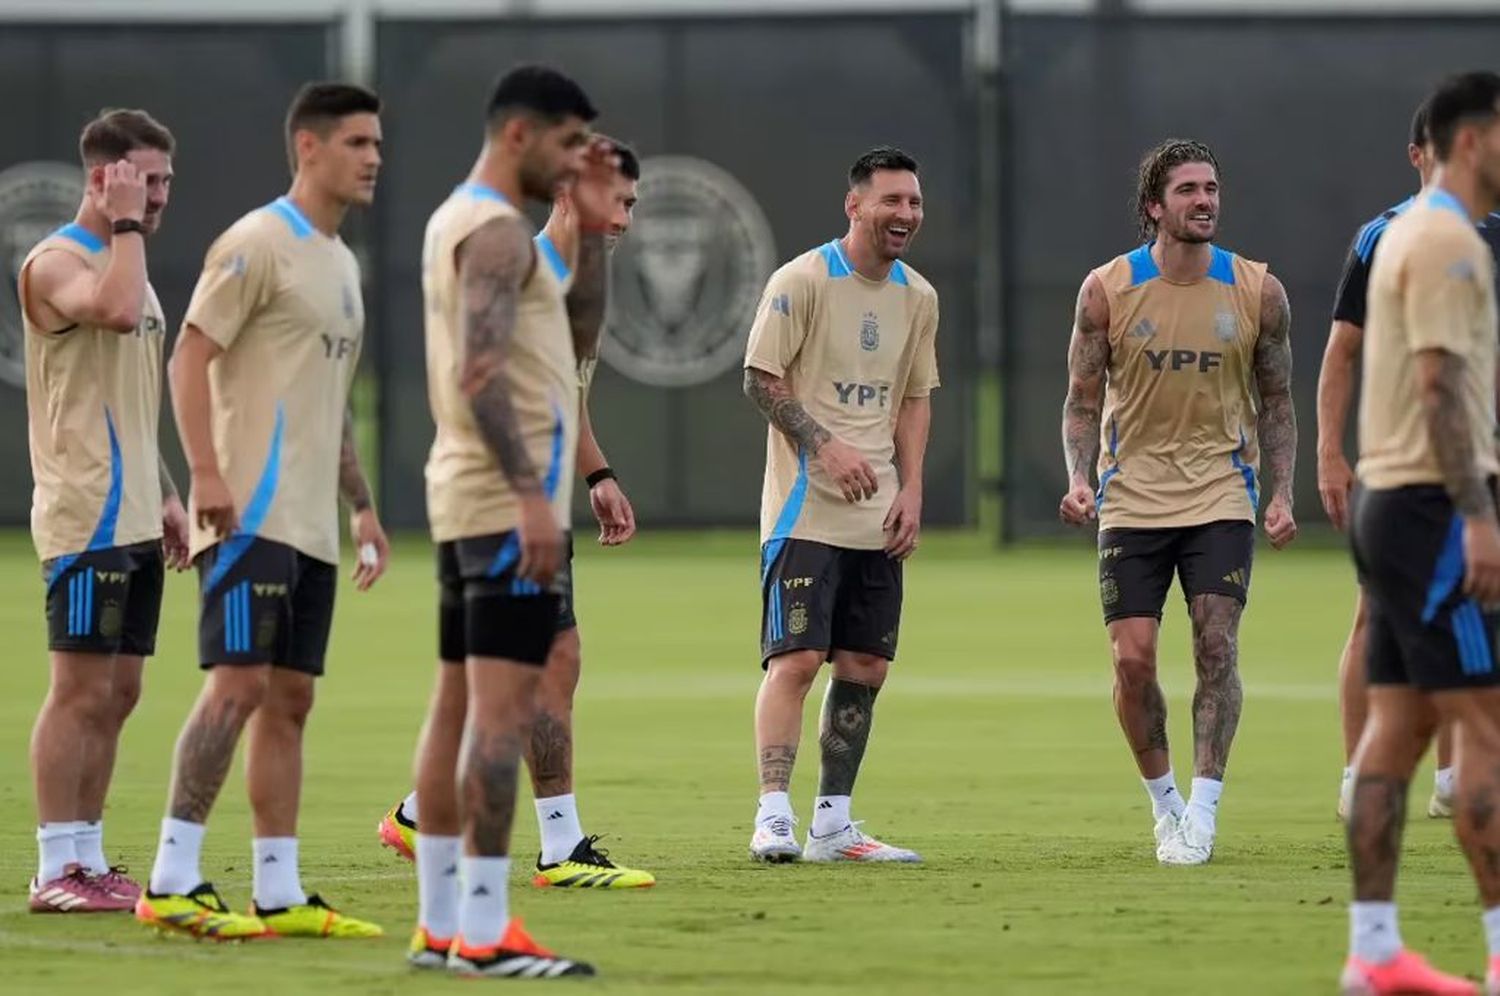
[546,811,565,820]
[165,837,177,846]
[443,864,458,877]
[471,885,490,897]
[1221,568,1247,587]
[263,854,279,864]
[817,800,834,810]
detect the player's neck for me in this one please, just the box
[1429,166,1497,222]
[1151,237,1212,283]
[71,203,112,244]
[840,233,894,282]
[284,179,346,237]
[468,149,525,206]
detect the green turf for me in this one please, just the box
[0,530,1482,994]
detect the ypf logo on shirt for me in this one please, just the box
[603,156,776,387]
[0,162,86,389]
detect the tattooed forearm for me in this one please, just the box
[1189,595,1243,781]
[461,727,525,856]
[1347,774,1407,901]
[337,410,373,512]
[460,217,541,495]
[1062,275,1109,484]
[817,679,880,797]
[168,696,248,822]
[526,709,573,798]
[758,744,798,794]
[744,367,832,455]
[1255,274,1297,501]
[159,455,179,502]
[567,230,608,363]
[1421,351,1491,516]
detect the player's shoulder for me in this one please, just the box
[210,201,295,259]
[888,257,937,303]
[767,245,828,290]
[1351,196,1416,264]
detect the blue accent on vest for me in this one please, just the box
[48,406,124,592]
[760,449,810,641]
[267,197,314,239]
[1127,245,1159,286]
[1428,187,1473,224]
[889,260,909,286]
[1206,245,1236,285]
[1230,429,1259,510]
[487,404,568,591]
[1423,514,1466,624]
[1094,418,1121,514]
[535,233,571,283]
[56,223,105,254]
[205,404,285,594]
[456,182,511,205]
[1354,197,1414,263]
[820,240,852,279]
[1452,600,1494,676]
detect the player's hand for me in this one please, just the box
[1463,516,1500,606]
[1318,450,1356,532]
[1058,482,1096,526]
[883,485,923,560]
[1263,494,1298,549]
[349,507,390,592]
[91,160,147,224]
[817,437,879,503]
[517,492,563,586]
[191,469,238,540]
[589,478,636,547]
[567,136,622,231]
[161,494,191,571]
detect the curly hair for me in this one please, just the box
[1134,139,1220,240]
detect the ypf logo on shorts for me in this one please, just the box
[0,163,86,389]
[603,156,776,387]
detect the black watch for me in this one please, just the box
[586,467,617,489]
[112,218,146,236]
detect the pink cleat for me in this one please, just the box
[94,866,143,903]
[1340,949,1477,995]
[29,863,133,913]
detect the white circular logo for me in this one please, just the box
[603,156,776,387]
[0,162,86,388]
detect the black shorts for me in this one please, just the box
[759,538,902,666]
[1352,484,1500,691]
[1098,519,1254,623]
[196,537,336,675]
[438,531,573,667]
[43,540,164,656]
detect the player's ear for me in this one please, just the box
[844,188,859,220]
[87,163,106,192]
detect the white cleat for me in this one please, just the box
[750,814,802,863]
[1153,811,1182,862]
[1157,812,1214,866]
[1428,789,1454,820]
[803,822,921,863]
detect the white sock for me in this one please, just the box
[458,856,511,947]
[1142,770,1186,821]
[535,794,584,866]
[149,818,205,895]
[74,820,108,874]
[1188,777,1223,834]
[252,837,307,910]
[1350,901,1402,963]
[1436,766,1456,799]
[811,795,851,837]
[416,834,461,940]
[1342,766,1354,784]
[1483,906,1500,958]
[401,790,420,824]
[756,791,793,825]
[37,822,82,883]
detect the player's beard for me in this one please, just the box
[1166,212,1215,244]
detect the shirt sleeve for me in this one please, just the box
[744,266,812,378]
[1404,226,1487,355]
[183,226,274,351]
[905,292,941,398]
[1330,238,1372,327]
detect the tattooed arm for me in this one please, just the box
[566,230,608,363]
[1059,272,1109,524]
[1255,273,1298,548]
[338,409,373,512]
[1417,350,1491,515]
[744,367,877,503]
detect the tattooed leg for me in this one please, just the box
[167,667,269,823]
[1189,595,1244,781]
[1348,686,1434,901]
[819,655,888,797]
[1435,688,1500,906]
[756,651,822,793]
[1108,618,1169,778]
[461,661,542,857]
[527,629,580,798]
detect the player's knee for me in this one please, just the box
[833,654,889,688]
[270,680,317,730]
[206,665,272,719]
[766,652,822,693]
[108,672,143,727]
[1112,650,1158,688]
[1192,629,1238,682]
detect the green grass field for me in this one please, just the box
[0,530,1484,994]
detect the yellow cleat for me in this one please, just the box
[134,882,269,941]
[532,835,656,889]
[378,801,416,862]
[408,925,454,969]
[255,894,383,938]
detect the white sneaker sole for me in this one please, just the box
[750,843,801,863]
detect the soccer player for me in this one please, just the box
[1340,70,1500,996]
[1323,99,1500,823]
[1059,139,1298,866]
[744,147,938,864]
[406,64,612,977]
[133,82,390,941]
[21,108,188,913]
[378,141,654,889]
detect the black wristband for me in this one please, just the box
[111,218,146,236]
[586,467,617,489]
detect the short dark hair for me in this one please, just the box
[284,82,381,171]
[848,146,919,187]
[1426,71,1500,160]
[1410,96,1432,149]
[486,64,597,128]
[608,138,641,181]
[1134,138,1220,240]
[79,109,175,166]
